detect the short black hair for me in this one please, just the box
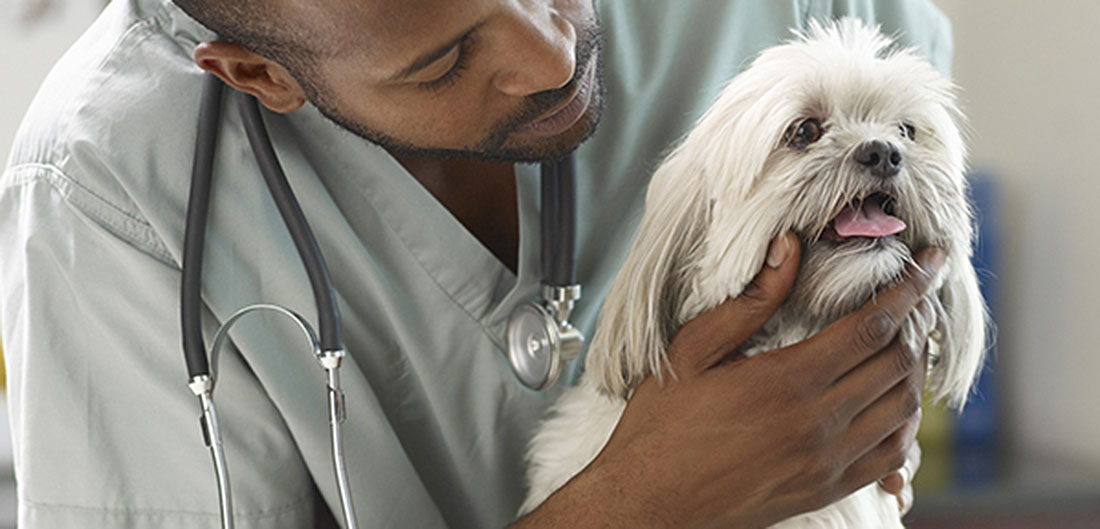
[172,0,327,76]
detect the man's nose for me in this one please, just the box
[492,10,576,97]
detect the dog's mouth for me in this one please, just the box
[821,192,906,242]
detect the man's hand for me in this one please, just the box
[515,232,941,528]
[880,440,921,515]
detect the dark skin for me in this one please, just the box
[194,0,598,272]
[197,39,524,269]
[515,237,936,527]
[193,0,926,524]
[396,156,519,272]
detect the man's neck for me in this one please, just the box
[394,154,519,273]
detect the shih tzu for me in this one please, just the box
[519,19,987,527]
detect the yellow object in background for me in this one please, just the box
[914,395,954,492]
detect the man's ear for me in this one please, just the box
[193,41,307,114]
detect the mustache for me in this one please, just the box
[479,24,602,146]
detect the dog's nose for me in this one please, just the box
[854,140,902,178]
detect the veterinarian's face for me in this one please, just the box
[288,0,603,162]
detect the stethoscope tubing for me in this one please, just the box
[541,156,577,286]
[182,74,357,529]
[182,76,345,381]
[182,71,582,526]
[181,73,224,379]
[235,91,344,354]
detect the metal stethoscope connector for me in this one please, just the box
[507,284,585,390]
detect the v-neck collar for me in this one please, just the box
[357,151,542,342]
[279,104,544,348]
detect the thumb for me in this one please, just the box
[668,231,802,374]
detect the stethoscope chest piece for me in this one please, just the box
[506,284,584,390]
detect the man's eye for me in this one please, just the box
[417,37,475,92]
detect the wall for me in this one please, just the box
[934,0,1100,470]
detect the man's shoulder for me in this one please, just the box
[3,1,213,261]
[9,0,205,166]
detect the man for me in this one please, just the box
[0,0,952,527]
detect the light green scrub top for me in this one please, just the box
[0,0,951,527]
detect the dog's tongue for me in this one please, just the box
[833,196,906,238]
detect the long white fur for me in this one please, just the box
[520,20,988,527]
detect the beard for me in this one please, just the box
[297,20,605,164]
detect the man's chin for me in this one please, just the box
[485,107,602,163]
[374,104,601,164]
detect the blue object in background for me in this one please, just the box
[953,172,1001,488]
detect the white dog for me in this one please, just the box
[520,19,987,527]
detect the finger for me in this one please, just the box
[837,414,921,498]
[898,477,914,516]
[880,466,914,513]
[877,429,922,495]
[669,231,801,374]
[801,247,944,385]
[840,368,923,467]
[878,470,905,496]
[827,327,929,423]
[879,440,921,514]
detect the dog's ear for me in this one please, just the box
[685,75,795,311]
[927,252,989,408]
[584,148,710,397]
[584,77,789,397]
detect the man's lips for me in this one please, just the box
[512,58,596,139]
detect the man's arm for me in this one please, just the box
[513,233,940,527]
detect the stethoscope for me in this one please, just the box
[180,73,584,528]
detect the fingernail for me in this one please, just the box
[920,248,946,277]
[766,233,790,269]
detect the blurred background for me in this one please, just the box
[0,1,1097,528]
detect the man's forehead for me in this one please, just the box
[293,0,481,60]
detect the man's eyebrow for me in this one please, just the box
[389,22,483,82]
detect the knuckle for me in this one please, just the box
[797,418,834,450]
[796,425,825,451]
[901,389,921,419]
[902,275,928,301]
[907,407,924,429]
[804,454,840,487]
[903,372,925,408]
[890,343,919,377]
[904,264,935,297]
[887,439,908,470]
[873,436,907,474]
[733,284,775,318]
[856,311,896,350]
[737,278,767,304]
[916,295,938,330]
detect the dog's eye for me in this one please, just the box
[787,118,823,149]
[900,122,916,140]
